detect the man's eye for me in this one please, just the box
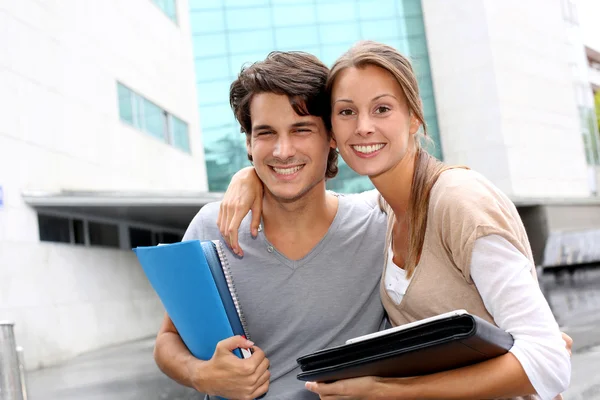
[257,131,273,136]
[339,109,354,116]
[374,106,391,114]
[296,129,311,133]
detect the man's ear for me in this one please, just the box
[246,137,252,158]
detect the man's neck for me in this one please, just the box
[262,181,338,260]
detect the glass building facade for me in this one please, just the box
[189,0,442,192]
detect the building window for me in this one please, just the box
[116,82,191,153]
[88,222,120,248]
[129,227,154,248]
[171,116,191,152]
[151,0,177,23]
[38,215,72,244]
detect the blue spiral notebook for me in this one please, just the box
[133,240,252,360]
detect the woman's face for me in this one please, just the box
[330,64,420,178]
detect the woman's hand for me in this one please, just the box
[217,167,263,256]
[305,376,391,400]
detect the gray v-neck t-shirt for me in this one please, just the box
[183,194,387,399]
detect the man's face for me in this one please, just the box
[247,92,335,202]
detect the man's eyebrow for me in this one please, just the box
[291,121,318,128]
[252,124,273,131]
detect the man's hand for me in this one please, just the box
[194,336,270,400]
[217,167,264,256]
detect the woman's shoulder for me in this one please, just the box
[431,167,508,206]
[428,167,517,225]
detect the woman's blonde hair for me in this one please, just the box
[327,40,461,279]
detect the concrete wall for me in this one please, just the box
[0,0,202,369]
[422,0,591,198]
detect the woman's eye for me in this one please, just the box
[374,106,391,114]
[338,109,355,116]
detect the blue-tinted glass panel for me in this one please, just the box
[171,116,190,153]
[317,2,357,23]
[151,0,177,22]
[117,83,134,125]
[190,10,224,34]
[397,0,423,17]
[422,95,437,119]
[404,15,425,37]
[405,36,428,57]
[228,51,273,76]
[275,26,319,48]
[360,19,399,41]
[228,29,274,53]
[199,104,236,130]
[319,23,360,45]
[272,4,316,27]
[143,99,167,141]
[358,0,397,20]
[193,33,228,57]
[412,56,431,77]
[226,8,271,31]
[196,80,232,106]
[321,43,356,65]
[190,0,223,10]
[272,0,312,4]
[196,57,231,81]
[417,77,433,98]
[225,0,269,6]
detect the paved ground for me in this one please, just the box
[23,267,600,400]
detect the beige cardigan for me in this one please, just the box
[380,168,540,400]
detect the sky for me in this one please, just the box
[579,0,600,51]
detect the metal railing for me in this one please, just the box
[0,322,27,400]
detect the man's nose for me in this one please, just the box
[273,135,296,159]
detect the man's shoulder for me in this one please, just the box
[337,194,388,231]
[183,201,222,241]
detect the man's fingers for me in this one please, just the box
[252,371,270,399]
[216,336,254,354]
[247,346,267,370]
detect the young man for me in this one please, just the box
[153,52,388,399]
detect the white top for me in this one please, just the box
[385,234,571,400]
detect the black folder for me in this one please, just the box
[296,310,513,382]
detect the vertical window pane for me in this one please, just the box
[89,222,120,248]
[190,10,224,34]
[73,219,85,245]
[129,227,154,248]
[38,215,71,243]
[275,26,320,48]
[272,4,316,27]
[172,116,191,153]
[117,83,134,125]
[143,99,167,141]
[226,8,272,31]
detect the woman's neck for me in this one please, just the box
[370,150,417,218]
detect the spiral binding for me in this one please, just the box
[212,240,251,341]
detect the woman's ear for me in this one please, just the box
[409,113,421,135]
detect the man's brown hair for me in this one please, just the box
[229,51,338,179]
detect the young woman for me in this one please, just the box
[217,41,571,400]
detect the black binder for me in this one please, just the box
[296,310,513,382]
